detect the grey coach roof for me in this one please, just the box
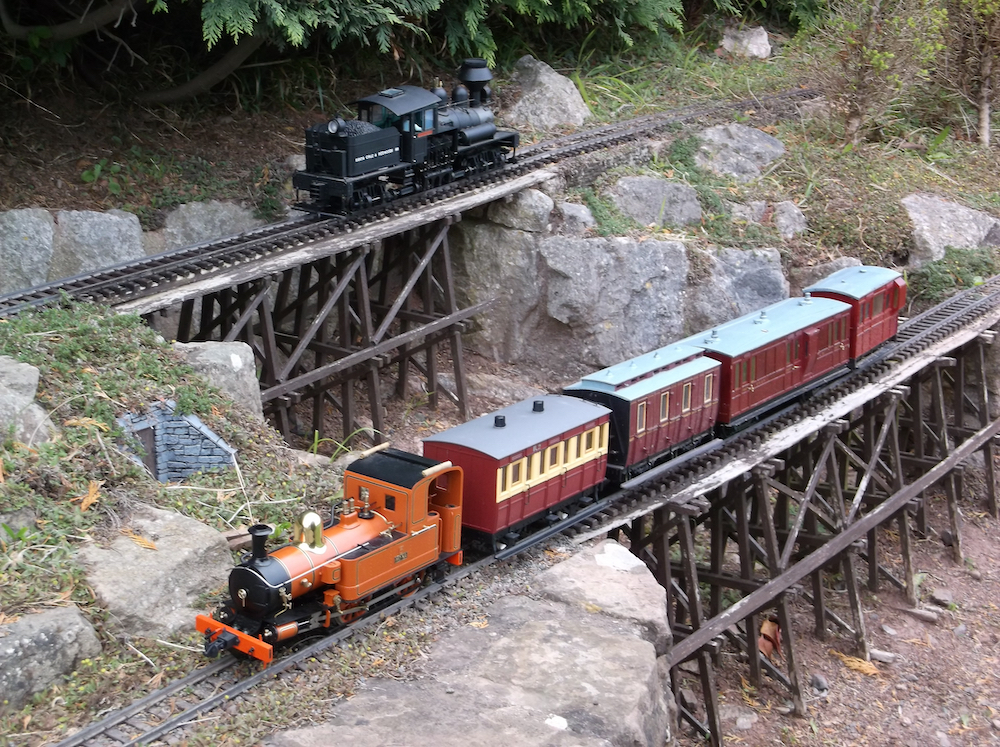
[804,265,902,300]
[422,394,610,461]
[681,296,850,359]
[355,85,442,116]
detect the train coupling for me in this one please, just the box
[204,629,239,658]
[196,614,274,664]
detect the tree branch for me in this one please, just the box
[0,0,142,41]
[135,33,266,103]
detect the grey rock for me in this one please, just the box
[0,356,57,446]
[536,540,670,654]
[266,540,671,747]
[970,569,983,581]
[904,607,939,624]
[729,200,768,223]
[78,505,232,637]
[555,202,597,236]
[810,673,830,692]
[0,507,37,536]
[607,176,702,228]
[696,124,785,183]
[881,624,898,636]
[900,193,1000,267]
[285,154,306,172]
[930,588,954,607]
[736,714,758,730]
[173,341,263,420]
[488,189,554,233]
[720,26,771,59]
[0,606,102,710]
[163,201,265,250]
[506,56,591,130]
[773,200,807,239]
[869,649,896,663]
[435,371,545,405]
[684,247,788,332]
[539,237,689,367]
[936,730,952,747]
[49,210,144,282]
[953,624,967,636]
[0,209,54,293]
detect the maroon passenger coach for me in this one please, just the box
[422,394,611,537]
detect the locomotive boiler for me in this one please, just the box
[292,58,519,214]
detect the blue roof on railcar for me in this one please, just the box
[355,85,442,116]
[422,394,611,460]
[804,265,902,300]
[564,343,705,392]
[598,357,722,403]
[682,296,850,359]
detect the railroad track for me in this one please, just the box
[56,275,1000,747]
[53,550,499,747]
[0,88,815,320]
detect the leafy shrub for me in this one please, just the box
[907,246,1000,304]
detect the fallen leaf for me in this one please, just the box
[469,619,489,629]
[64,417,110,432]
[830,649,880,676]
[121,529,157,550]
[72,480,104,511]
[147,671,165,688]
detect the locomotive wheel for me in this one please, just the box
[394,571,425,598]
[339,603,367,624]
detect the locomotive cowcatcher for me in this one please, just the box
[196,447,463,663]
[292,58,519,214]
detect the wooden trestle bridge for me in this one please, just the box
[109,180,1000,746]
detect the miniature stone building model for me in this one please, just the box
[118,400,235,482]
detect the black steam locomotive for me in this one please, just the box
[292,59,519,215]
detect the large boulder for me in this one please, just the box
[607,176,702,228]
[77,505,232,638]
[266,540,673,747]
[48,210,145,282]
[173,341,263,420]
[696,124,785,183]
[720,26,771,59]
[0,607,102,712]
[900,193,1000,267]
[0,356,57,446]
[684,247,788,332]
[539,236,689,367]
[0,209,54,294]
[506,56,591,130]
[788,257,862,296]
[488,189,554,232]
[773,200,807,239]
[162,201,266,251]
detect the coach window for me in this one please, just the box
[874,294,884,314]
[547,444,562,471]
[384,493,396,511]
[682,383,692,413]
[509,460,524,488]
[660,392,670,422]
[584,429,596,453]
[636,402,647,433]
[498,467,507,494]
[704,373,714,403]
[750,357,756,381]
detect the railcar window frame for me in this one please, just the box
[636,402,647,434]
[682,383,692,413]
[660,392,670,422]
[704,373,714,403]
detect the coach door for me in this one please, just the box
[802,328,820,379]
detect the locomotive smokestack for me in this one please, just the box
[457,58,492,107]
[248,524,272,560]
[495,415,506,428]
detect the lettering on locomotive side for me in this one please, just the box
[394,551,408,563]
[353,147,399,163]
